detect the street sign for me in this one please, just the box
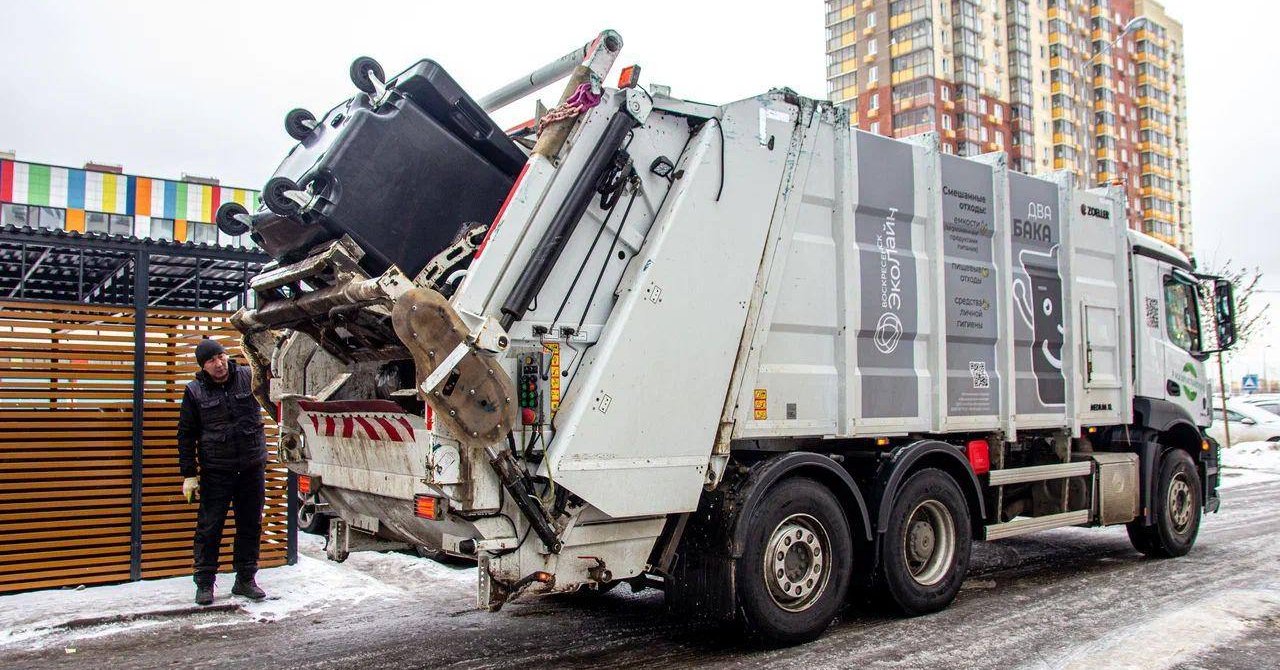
[1242,374,1259,394]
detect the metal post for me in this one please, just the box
[286,471,298,565]
[128,250,149,580]
[18,243,26,299]
[1218,353,1231,448]
[476,30,623,113]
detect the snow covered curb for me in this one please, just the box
[1219,440,1280,489]
[0,535,478,652]
[0,555,392,649]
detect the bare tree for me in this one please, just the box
[1201,261,1269,358]
[1197,260,1268,447]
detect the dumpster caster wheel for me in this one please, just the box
[215,201,250,236]
[284,108,317,141]
[350,56,385,95]
[263,177,302,217]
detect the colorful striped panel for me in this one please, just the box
[186,183,203,222]
[26,164,51,206]
[134,178,151,217]
[67,169,86,209]
[65,208,85,232]
[102,173,119,212]
[7,162,29,205]
[0,160,13,202]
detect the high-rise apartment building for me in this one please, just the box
[825,0,1191,254]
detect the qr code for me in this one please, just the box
[969,361,990,389]
[1145,297,1160,328]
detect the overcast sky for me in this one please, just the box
[1,0,1276,381]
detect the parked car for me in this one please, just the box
[1207,397,1280,445]
[1237,393,1280,417]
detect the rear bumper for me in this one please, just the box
[318,485,477,553]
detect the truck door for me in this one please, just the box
[1158,267,1210,425]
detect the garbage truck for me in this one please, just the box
[218,30,1239,643]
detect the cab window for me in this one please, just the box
[1163,274,1201,353]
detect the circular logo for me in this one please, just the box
[874,312,903,354]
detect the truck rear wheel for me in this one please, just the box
[1127,449,1201,558]
[737,477,852,645]
[879,468,971,616]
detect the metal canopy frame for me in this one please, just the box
[0,224,268,310]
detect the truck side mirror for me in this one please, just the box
[1213,279,1237,351]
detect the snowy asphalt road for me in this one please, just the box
[6,479,1279,670]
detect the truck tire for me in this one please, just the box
[1126,449,1201,558]
[879,468,971,616]
[736,477,852,645]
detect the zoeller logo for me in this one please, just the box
[876,207,904,354]
[1080,204,1111,220]
[874,312,903,354]
[1178,362,1201,402]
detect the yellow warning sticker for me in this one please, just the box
[753,388,767,420]
[546,343,562,415]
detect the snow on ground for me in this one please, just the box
[1219,440,1280,489]
[0,534,477,652]
[1056,588,1280,669]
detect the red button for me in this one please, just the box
[521,407,537,425]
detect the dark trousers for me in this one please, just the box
[193,464,265,586]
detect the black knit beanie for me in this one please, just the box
[195,338,226,367]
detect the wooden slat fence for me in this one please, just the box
[0,299,289,592]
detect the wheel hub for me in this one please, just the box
[763,514,831,612]
[902,500,956,587]
[1168,474,1193,533]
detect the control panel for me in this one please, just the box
[517,352,542,425]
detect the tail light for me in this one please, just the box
[966,439,991,476]
[297,474,313,495]
[414,494,445,521]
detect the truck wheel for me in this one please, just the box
[737,477,852,645]
[1127,449,1201,558]
[879,468,971,616]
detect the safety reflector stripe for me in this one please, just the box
[302,412,418,443]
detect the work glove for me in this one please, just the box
[183,477,201,503]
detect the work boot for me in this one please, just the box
[195,584,214,606]
[231,576,266,601]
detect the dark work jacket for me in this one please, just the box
[177,360,267,477]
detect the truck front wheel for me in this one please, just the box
[1127,448,1201,558]
[879,468,971,616]
[737,477,853,645]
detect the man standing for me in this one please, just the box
[177,338,269,605]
